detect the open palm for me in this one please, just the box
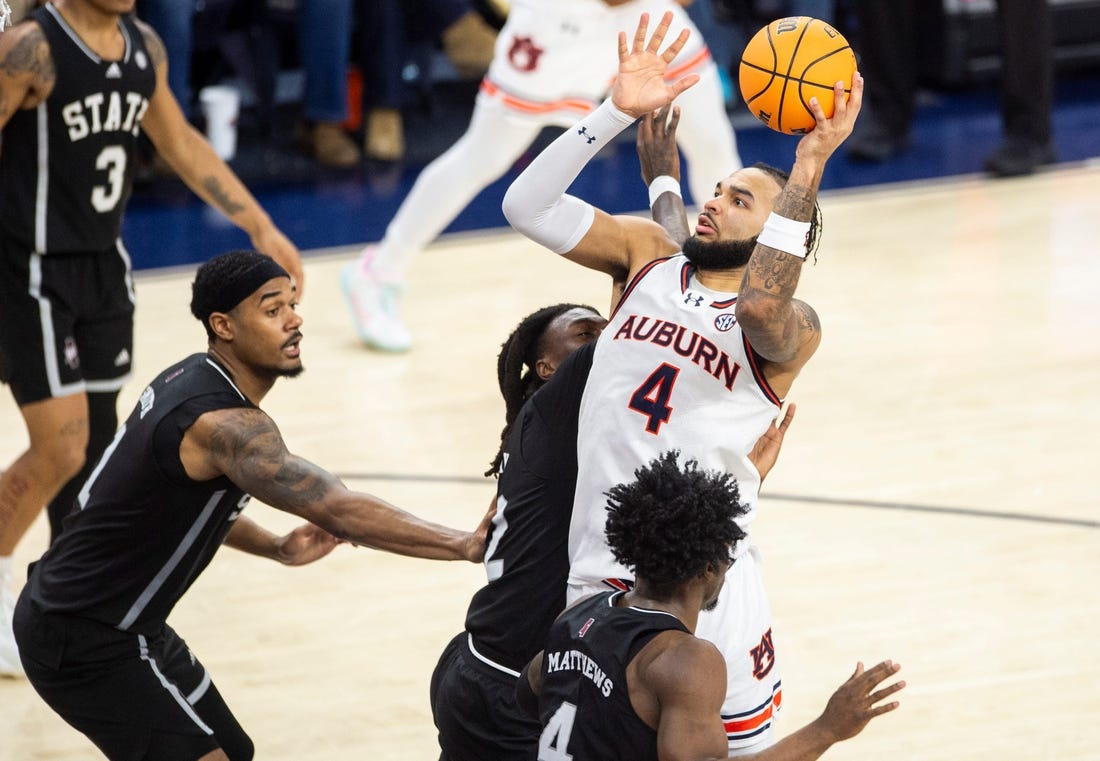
[611,12,700,118]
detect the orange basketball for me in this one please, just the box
[738,17,856,135]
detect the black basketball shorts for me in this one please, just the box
[13,595,254,761]
[0,236,135,405]
[430,632,542,761]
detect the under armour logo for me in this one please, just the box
[577,126,597,144]
[684,292,705,307]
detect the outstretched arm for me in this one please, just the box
[134,20,305,296]
[637,103,691,246]
[184,407,490,562]
[651,647,903,761]
[743,660,904,761]
[224,514,342,566]
[735,74,864,372]
[502,12,696,291]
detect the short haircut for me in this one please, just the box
[605,450,748,590]
[191,250,289,340]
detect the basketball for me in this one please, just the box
[738,17,857,135]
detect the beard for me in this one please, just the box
[278,365,305,379]
[682,234,757,271]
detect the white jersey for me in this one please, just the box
[481,0,714,126]
[569,255,782,588]
[567,255,786,751]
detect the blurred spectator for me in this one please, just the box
[299,0,361,167]
[137,0,196,118]
[340,0,743,353]
[357,0,496,161]
[847,0,1055,177]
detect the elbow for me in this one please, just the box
[735,294,780,333]
[501,183,530,235]
[735,297,797,362]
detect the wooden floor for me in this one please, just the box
[3,164,1099,760]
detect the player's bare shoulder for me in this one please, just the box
[0,19,56,112]
[638,627,725,692]
[131,17,167,70]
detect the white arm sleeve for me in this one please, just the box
[502,99,636,255]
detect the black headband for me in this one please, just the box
[206,257,290,316]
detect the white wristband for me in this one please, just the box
[647,176,682,207]
[756,212,810,259]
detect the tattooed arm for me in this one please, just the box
[735,74,863,386]
[182,407,489,562]
[0,21,54,130]
[133,20,305,296]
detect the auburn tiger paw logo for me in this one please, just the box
[507,36,544,72]
[750,628,776,680]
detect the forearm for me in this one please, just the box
[648,177,690,246]
[324,492,470,561]
[224,515,282,561]
[502,99,634,253]
[741,718,834,761]
[162,126,275,239]
[735,162,819,357]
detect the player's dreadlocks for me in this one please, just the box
[752,161,823,261]
[605,450,748,594]
[485,303,596,477]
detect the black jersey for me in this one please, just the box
[24,353,256,635]
[0,6,155,252]
[537,591,690,761]
[463,341,595,673]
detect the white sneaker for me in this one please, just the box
[340,258,412,353]
[0,586,24,678]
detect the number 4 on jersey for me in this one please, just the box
[538,701,577,761]
[628,363,680,434]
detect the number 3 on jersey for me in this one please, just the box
[628,363,680,434]
[91,145,126,213]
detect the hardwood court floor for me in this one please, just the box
[2,164,1099,760]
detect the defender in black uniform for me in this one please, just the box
[0,0,303,675]
[13,251,490,761]
[430,304,607,761]
[518,452,906,761]
[429,304,797,761]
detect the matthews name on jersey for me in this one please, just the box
[537,591,689,761]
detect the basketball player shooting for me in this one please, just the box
[503,11,863,754]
